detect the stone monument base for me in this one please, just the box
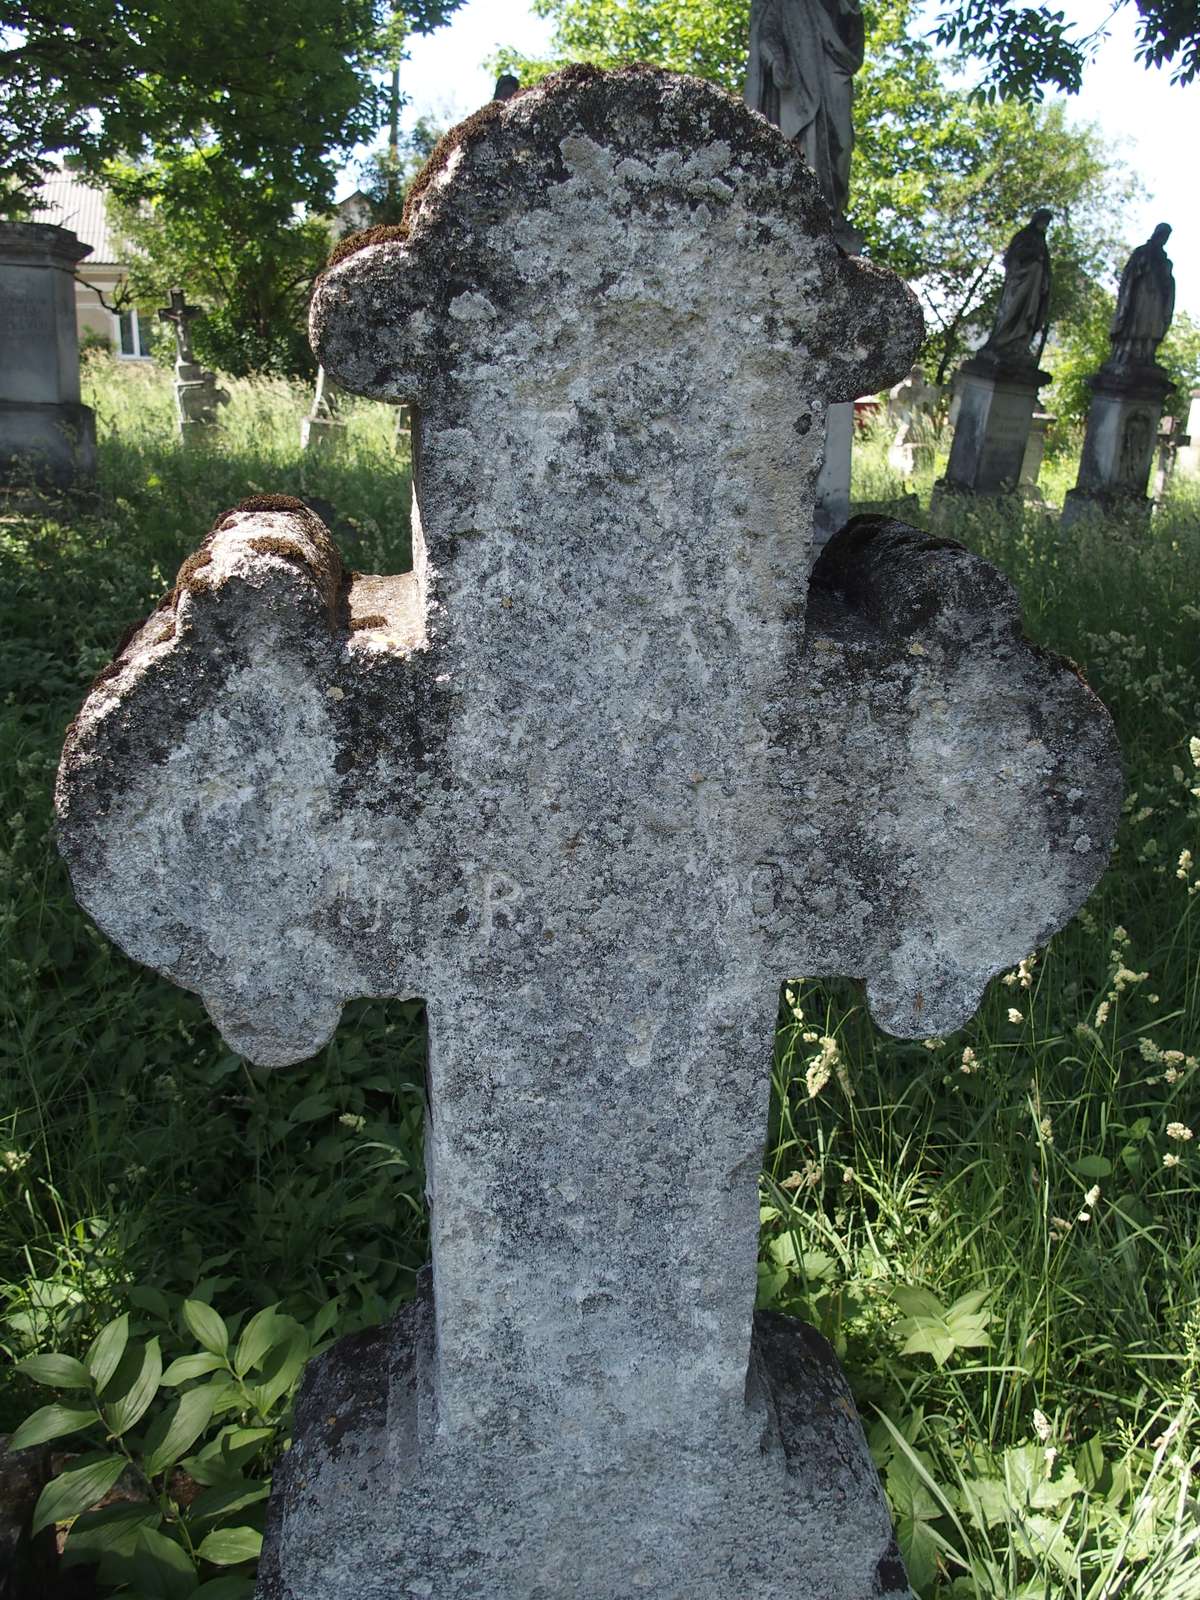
[300,415,345,452]
[177,418,220,448]
[887,438,934,479]
[258,1277,911,1600]
[930,355,1047,521]
[0,399,96,490]
[1060,364,1172,530]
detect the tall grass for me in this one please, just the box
[1,362,1197,1596]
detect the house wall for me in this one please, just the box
[74,266,156,357]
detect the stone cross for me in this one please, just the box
[1152,413,1189,506]
[157,287,202,366]
[56,68,1121,1600]
[886,364,940,477]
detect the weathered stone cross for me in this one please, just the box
[157,286,202,366]
[57,68,1120,1600]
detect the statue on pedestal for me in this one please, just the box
[745,0,864,241]
[1107,224,1174,372]
[979,210,1053,369]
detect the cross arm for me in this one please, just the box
[766,517,1122,1037]
[55,497,437,1067]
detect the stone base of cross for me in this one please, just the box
[55,69,1120,1600]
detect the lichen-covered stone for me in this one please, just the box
[55,67,1120,1600]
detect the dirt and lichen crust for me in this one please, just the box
[310,63,923,409]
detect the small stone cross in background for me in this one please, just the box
[1153,413,1189,507]
[56,67,1121,1600]
[157,287,202,367]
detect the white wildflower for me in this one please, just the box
[1163,1152,1180,1169]
[1039,1116,1054,1144]
[1008,1008,1024,1024]
[1189,735,1200,768]
[1166,1122,1193,1142]
[338,1112,366,1132]
[1094,1000,1111,1028]
[960,1046,978,1074]
[1033,1408,1052,1443]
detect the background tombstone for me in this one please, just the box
[1177,387,1200,478]
[299,366,344,452]
[55,67,1121,1600]
[0,222,97,491]
[932,209,1053,517]
[157,287,229,444]
[886,363,939,478]
[1019,410,1054,502]
[745,0,866,551]
[1062,224,1177,527]
[1151,414,1188,507]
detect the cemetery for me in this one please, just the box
[0,3,1198,1599]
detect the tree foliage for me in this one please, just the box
[0,0,465,210]
[932,0,1199,100]
[358,114,446,227]
[497,0,1133,382]
[106,153,331,378]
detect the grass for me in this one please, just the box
[1,358,1198,1597]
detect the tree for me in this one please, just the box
[931,0,1199,100]
[106,153,332,378]
[0,0,465,210]
[496,0,1133,382]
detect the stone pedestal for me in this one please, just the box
[931,356,1047,517]
[813,400,853,550]
[1019,412,1053,502]
[1061,363,1173,528]
[0,222,97,490]
[299,415,345,452]
[173,360,228,444]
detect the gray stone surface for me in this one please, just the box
[56,67,1121,1600]
[0,222,97,490]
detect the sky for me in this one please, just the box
[361,0,1197,318]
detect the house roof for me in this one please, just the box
[30,173,120,265]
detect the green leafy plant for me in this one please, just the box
[9,1296,337,1596]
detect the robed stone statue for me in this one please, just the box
[1108,224,1175,370]
[745,0,864,236]
[980,209,1053,368]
